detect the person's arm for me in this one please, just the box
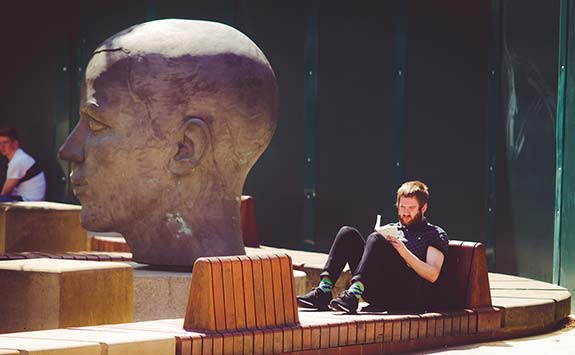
[1,178,19,195]
[384,236,445,283]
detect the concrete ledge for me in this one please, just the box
[0,202,87,253]
[490,273,572,337]
[0,258,133,334]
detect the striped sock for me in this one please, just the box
[318,277,333,294]
[347,281,365,299]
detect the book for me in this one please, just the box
[374,214,407,242]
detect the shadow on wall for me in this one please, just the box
[39,154,67,202]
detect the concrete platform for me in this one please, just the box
[0,245,570,354]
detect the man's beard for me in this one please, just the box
[399,209,423,226]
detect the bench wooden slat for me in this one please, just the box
[467,243,491,308]
[251,256,267,329]
[210,259,226,331]
[270,255,285,326]
[240,257,256,329]
[220,258,237,331]
[261,255,277,327]
[231,257,246,330]
[183,259,215,331]
[279,254,297,325]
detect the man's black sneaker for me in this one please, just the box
[359,303,387,313]
[329,290,359,314]
[297,288,332,310]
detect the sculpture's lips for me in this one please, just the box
[71,181,88,195]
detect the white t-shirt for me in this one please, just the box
[7,148,46,201]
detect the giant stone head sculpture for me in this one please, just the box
[59,19,278,266]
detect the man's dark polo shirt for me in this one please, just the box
[385,218,449,261]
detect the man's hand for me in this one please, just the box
[383,234,409,255]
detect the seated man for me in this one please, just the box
[0,128,46,202]
[297,180,448,313]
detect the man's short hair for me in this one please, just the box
[0,128,18,141]
[396,180,429,208]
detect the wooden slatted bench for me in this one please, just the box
[175,241,502,354]
[184,253,299,332]
[433,240,493,309]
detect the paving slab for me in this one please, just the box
[0,336,100,355]
[4,328,174,355]
[412,316,575,354]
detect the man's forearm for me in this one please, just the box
[1,179,18,195]
[397,247,443,283]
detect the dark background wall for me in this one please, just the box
[497,0,559,281]
[0,0,562,285]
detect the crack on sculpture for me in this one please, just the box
[93,47,130,55]
[219,115,243,165]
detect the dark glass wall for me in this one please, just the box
[405,0,490,245]
[237,0,307,249]
[497,0,559,282]
[315,1,395,251]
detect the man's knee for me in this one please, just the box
[338,226,360,236]
[366,232,384,244]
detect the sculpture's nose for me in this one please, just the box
[58,121,87,163]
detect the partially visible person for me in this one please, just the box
[0,128,46,202]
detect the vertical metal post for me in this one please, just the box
[223,0,236,26]
[391,0,408,206]
[59,1,88,202]
[146,0,157,21]
[52,27,73,202]
[554,0,575,287]
[485,0,501,271]
[302,0,319,250]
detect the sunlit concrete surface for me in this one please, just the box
[414,315,575,354]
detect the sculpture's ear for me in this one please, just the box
[168,117,210,176]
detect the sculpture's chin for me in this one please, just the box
[79,210,115,233]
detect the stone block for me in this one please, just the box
[132,265,192,322]
[0,258,133,333]
[0,202,87,253]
